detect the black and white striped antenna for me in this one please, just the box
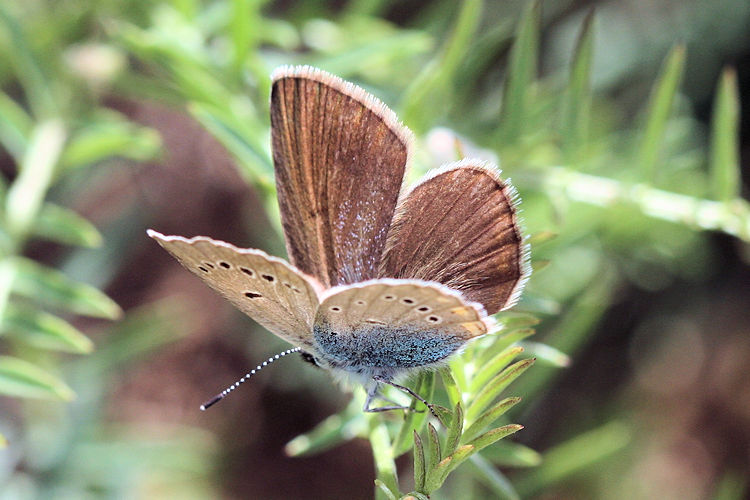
[200,347,302,410]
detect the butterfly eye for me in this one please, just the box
[244,292,262,299]
[219,261,231,269]
[417,306,431,313]
[240,267,254,277]
[329,306,342,312]
[400,297,415,305]
[426,315,443,324]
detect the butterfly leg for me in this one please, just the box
[363,381,422,413]
[372,376,438,418]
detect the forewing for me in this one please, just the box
[314,280,489,368]
[148,230,321,350]
[379,161,530,315]
[271,66,411,288]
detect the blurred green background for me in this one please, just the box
[0,0,748,498]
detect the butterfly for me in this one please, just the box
[148,65,530,414]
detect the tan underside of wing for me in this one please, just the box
[271,66,411,288]
[316,279,489,340]
[379,161,530,315]
[148,230,321,350]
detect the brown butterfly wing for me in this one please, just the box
[379,161,530,315]
[148,230,322,351]
[271,66,411,288]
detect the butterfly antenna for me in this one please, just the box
[200,347,302,410]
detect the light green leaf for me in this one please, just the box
[11,257,122,319]
[518,341,570,367]
[400,0,482,132]
[5,120,66,241]
[374,480,397,500]
[463,424,523,458]
[709,68,740,202]
[394,372,434,456]
[32,203,102,248]
[463,397,521,443]
[371,421,399,499]
[480,440,542,468]
[637,44,686,182]
[285,401,366,457]
[438,367,461,408]
[467,454,521,500]
[468,358,534,421]
[0,355,75,400]
[497,0,540,145]
[0,89,32,159]
[560,10,594,165]
[1,302,94,353]
[471,345,524,393]
[514,421,630,497]
[60,119,161,171]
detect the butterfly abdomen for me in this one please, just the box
[312,322,466,371]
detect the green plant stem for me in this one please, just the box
[519,166,750,241]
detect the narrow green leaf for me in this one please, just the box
[0,355,75,400]
[526,230,557,248]
[497,0,540,144]
[11,257,122,319]
[471,345,524,393]
[413,431,426,491]
[32,203,102,248]
[468,358,535,421]
[514,421,630,497]
[0,89,32,159]
[443,444,475,477]
[0,5,57,116]
[637,44,686,182]
[5,120,66,241]
[394,372,434,456]
[464,424,524,456]
[374,480,397,500]
[1,302,94,353]
[285,402,366,456]
[480,441,542,468]
[444,402,464,456]
[467,454,521,500]
[423,453,455,494]
[709,68,741,202]
[426,423,441,475]
[438,367,461,408]
[518,341,570,367]
[400,0,483,132]
[371,421,399,498]
[560,10,595,164]
[463,397,521,443]
[60,119,161,171]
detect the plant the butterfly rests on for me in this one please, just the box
[148,66,530,414]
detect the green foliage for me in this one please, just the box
[1,0,748,498]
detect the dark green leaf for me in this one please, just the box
[438,366,461,408]
[444,402,463,456]
[413,431,426,491]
